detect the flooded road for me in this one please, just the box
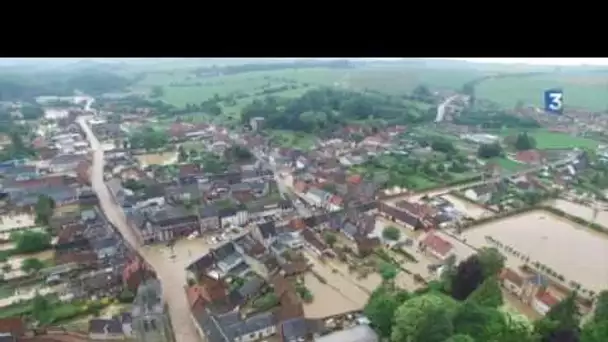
[461,211,608,293]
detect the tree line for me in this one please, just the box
[240,87,437,134]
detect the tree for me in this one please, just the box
[444,335,476,342]
[535,293,581,341]
[323,231,337,247]
[378,261,398,281]
[178,145,188,162]
[34,195,55,226]
[408,306,453,342]
[364,285,409,338]
[413,85,433,102]
[21,258,45,274]
[477,143,503,159]
[450,255,485,301]
[467,277,503,308]
[431,139,457,154]
[452,301,509,341]
[392,293,459,342]
[477,247,505,279]
[581,321,608,342]
[11,231,51,254]
[514,132,536,151]
[382,226,401,241]
[32,293,52,324]
[1,263,11,273]
[591,290,608,323]
[150,86,165,98]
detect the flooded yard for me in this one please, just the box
[461,211,608,292]
[135,152,177,166]
[441,194,494,219]
[550,199,608,228]
[0,213,35,232]
[302,249,374,318]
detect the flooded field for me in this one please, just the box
[135,152,177,166]
[302,250,373,318]
[550,199,608,228]
[441,194,494,219]
[461,211,608,292]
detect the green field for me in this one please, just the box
[267,130,317,150]
[475,71,608,111]
[489,157,527,172]
[132,66,485,108]
[497,129,600,149]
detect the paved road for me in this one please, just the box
[435,94,461,123]
[78,117,201,342]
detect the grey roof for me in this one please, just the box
[89,318,123,334]
[224,312,275,340]
[314,325,378,342]
[342,222,358,237]
[231,183,251,192]
[50,154,85,166]
[237,276,265,298]
[199,205,219,219]
[281,317,310,341]
[258,221,277,239]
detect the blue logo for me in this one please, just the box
[544,89,563,114]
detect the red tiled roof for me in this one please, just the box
[516,150,544,164]
[422,233,453,257]
[0,317,25,336]
[347,174,362,185]
[536,290,560,307]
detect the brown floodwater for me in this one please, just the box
[461,211,608,293]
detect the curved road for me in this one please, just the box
[77,117,201,342]
[435,94,461,123]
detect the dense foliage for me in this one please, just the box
[364,245,608,342]
[128,127,169,150]
[0,69,131,101]
[477,143,504,159]
[240,88,436,133]
[10,231,52,254]
[455,108,541,129]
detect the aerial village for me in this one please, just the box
[1,86,608,342]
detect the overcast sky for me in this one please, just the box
[3,58,608,67]
[431,58,608,66]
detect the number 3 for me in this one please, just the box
[549,93,563,110]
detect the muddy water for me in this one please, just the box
[461,211,608,292]
[551,199,608,229]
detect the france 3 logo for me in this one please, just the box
[544,89,563,115]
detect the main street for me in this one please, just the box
[78,116,202,342]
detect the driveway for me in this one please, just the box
[77,117,201,342]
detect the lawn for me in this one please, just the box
[497,129,600,150]
[489,157,527,172]
[267,130,317,150]
[475,71,608,111]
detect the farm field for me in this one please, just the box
[497,129,600,150]
[475,71,608,111]
[132,66,486,108]
[461,210,608,293]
